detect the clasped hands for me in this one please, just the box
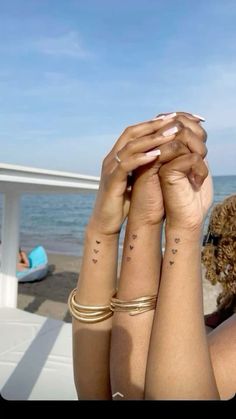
[90,111,213,238]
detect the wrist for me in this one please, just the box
[86,219,120,242]
[165,223,203,244]
[127,215,164,233]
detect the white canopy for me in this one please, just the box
[0,163,99,307]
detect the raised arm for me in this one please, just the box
[145,153,220,399]
[110,112,208,399]
[71,116,182,399]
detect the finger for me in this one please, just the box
[159,153,209,187]
[110,113,177,155]
[157,140,191,164]
[175,126,207,157]
[148,125,207,158]
[116,122,181,161]
[176,111,205,123]
[176,115,207,143]
[146,140,199,188]
[110,151,164,184]
[155,111,205,123]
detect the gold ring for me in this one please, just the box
[115,153,121,163]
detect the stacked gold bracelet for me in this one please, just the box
[110,294,157,316]
[68,288,113,323]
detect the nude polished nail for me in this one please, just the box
[146,149,161,157]
[162,126,179,137]
[193,114,206,122]
[153,112,176,121]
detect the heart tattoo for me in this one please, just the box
[172,249,178,254]
[92,259,98,264]
[175,238,180,244]
[169,261,174,265]
[132,234,137,240]
[129,245,134,250]
[93,249,99,254]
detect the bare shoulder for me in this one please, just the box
[208,314,236,400]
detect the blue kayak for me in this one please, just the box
[17,245,49,283]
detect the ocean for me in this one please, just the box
[0,175,235,257]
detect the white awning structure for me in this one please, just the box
[0,163,100,308]
[0,163,100,400]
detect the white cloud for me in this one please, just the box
[0,31,90,59]
[34,31,90,58]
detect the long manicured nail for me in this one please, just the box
[146,149,161,157]
[153,112,176,121]
[162,126,179,137]
[193,114,206,122]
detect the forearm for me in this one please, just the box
[72,220,119,400]
[110,220,162,400]
[145,226,219,400]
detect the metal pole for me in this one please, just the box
[0,191,20,307]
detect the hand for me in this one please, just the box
[159,154,213,232]
[127,112,208,228]
[89,116,186,235]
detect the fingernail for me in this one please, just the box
[152,115,164,120]
[162,126,179,137]
[152,112,176,121]
[145,149,161,157]
[193,114,206,122]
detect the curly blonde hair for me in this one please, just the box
[202,194,236,313]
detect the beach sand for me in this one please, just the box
[18,253,222,323]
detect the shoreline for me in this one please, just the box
[17,252,222,323]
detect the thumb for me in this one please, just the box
[159,153,208,188]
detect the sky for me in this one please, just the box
[0,0,236,176]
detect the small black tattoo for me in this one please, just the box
[92,259,98,264]
[126,257,131,262]
[175,238,180,244]
[132,234,137,240]
[96,240,101,245]
[129,245,134,250]
[93,249,99,254]
[172,249,178,254]
[169,261,174,265]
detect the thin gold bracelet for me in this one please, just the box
[110,294,157,316]
[68,288,114,323]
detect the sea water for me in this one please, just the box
[0,176,235,257]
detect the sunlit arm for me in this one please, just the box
[110,220,162,399]
[72,220,119,400]
[145,227,219,400]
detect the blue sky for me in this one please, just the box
[0,0,236,176]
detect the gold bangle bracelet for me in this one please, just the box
[68,288,114,323]
[110,294,157,316]
[70,291,111,311]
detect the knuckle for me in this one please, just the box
[124,125,134,136]
[158,165,167,178]
[169,139,182,152]
[127,140,136,152]
[191,152,201,164]
[123,141,134,154]
[182,126,192,137]
[175,120,184,131]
